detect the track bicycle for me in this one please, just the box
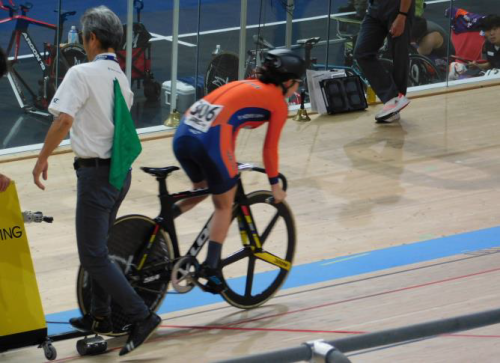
[0,1,87,117]
[75,163,297,337]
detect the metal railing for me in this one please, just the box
[215,307,500,363]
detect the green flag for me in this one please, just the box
[109,79,142,190]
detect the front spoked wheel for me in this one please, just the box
[220,191,296,309]
[76,215,174,335]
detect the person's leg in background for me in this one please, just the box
[354,15,399,104]
[387,13,412,96]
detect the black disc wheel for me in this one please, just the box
[47,43,87,103]
[76,215,174,335]
[377,54,443,89]
[144,78,161,101]
[408,54,443,86]
[220,191,296,309]
[204,52,239,95]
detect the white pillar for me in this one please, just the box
[126,0,134,85]
[238,0,248,80]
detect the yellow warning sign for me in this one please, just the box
[0,182,46,336]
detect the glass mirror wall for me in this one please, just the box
[446,0,500,85]
[0,0,77,150]
[0,0,499,154]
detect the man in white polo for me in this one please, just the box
[32,6,160,356]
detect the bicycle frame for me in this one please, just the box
[136,165,291,274]
[0,2,75,116]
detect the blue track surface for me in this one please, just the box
[46,224,500,335]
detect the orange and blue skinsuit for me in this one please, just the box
[173,79,288,194]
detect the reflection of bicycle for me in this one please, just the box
[204,34,321,97]
[75,163,296,340]
[116,0,161,101]
[204,49,239,95]
[1,1,87,117]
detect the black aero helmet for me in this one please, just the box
[262,49,306,82]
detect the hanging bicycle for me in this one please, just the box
[0,1,87,117]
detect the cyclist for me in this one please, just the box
[172,49,305,293]
[411,16,455,60]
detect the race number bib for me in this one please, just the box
[184,100,224,133]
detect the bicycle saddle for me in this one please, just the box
[20,2,33,10]
[141,166,179,178]
[253,34,275,49]
[297,37,321,46]
[53,9,77,19]
[3,3,17,13]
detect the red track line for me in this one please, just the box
[163,324,366,335]
[45,267,500,362]
[162,325,500,339]
[227,267,500,327]
[45,327,500,362]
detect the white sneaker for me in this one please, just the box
[376,112,400,123]
[448,61,467,81]
[375,93,410,121]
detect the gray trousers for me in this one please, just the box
[75,165,149,322]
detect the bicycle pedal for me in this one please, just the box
[193,278,227,295]
[194,265,227,294]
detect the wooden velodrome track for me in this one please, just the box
[1,81,500,362]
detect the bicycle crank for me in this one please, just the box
[171,256,199,293]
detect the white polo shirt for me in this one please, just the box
[48,53,133,159]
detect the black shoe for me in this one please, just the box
[198,263,226,294]
[119,312,162,356]
[69,314,113,335]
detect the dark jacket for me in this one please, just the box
[368,0,415,21]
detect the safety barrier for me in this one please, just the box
[215,307,500,363]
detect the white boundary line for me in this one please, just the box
[149,32,196,47]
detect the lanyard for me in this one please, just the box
[94,54,119,63]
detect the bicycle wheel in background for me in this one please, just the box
[408,54,443,86]
[204,52,239,95]
[76,215,174,335]
[378,55,442,88]
[44,43,87,104]
[220,190,296,309]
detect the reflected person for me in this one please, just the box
[354,0,415,124]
